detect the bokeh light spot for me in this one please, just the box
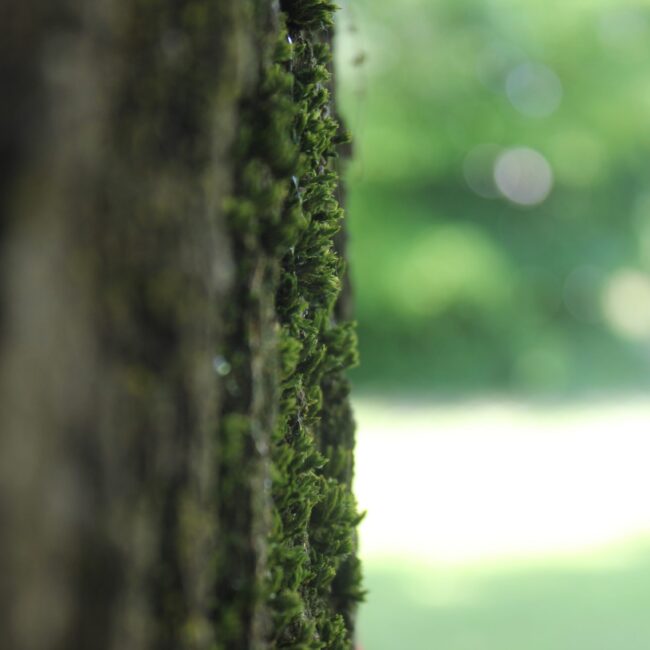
[506,62,563,118]
[494,147,553,206]
[602,269,650,340]
[463,143,502,198]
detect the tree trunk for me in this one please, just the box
[0,1,362,649]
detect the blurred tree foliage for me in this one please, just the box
[338,0,650,394]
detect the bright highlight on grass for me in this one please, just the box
[354,398,650,566]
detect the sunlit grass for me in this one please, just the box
[359,544,650,650]
[354,398,650,649]
[355,397,650,563]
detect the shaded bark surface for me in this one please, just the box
[0,2,361,649]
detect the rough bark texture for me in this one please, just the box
[0,1,362,649]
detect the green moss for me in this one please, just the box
[281,0,339,31]
[215,1,362,647]
[267,2,363,648]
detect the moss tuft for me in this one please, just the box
[267,2,364,648]
[215,2,362,647]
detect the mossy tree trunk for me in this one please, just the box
[0,1,362,649]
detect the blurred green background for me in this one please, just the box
[337,0,650,396]
[335,1,650,649]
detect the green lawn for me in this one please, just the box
[353,398,650,649]
[360,546,650,650]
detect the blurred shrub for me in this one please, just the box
[337,0,650,394]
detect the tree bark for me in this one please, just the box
[0,1,362,649]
